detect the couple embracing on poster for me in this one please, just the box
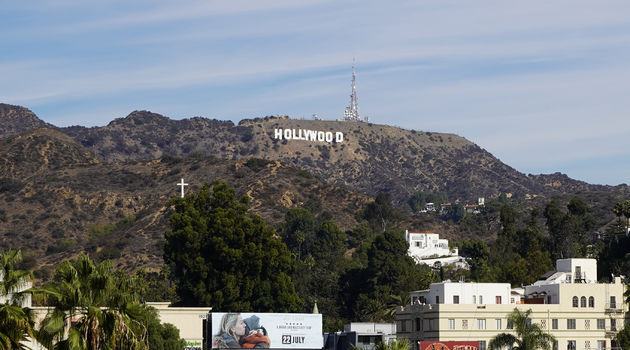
[214,313,271,349]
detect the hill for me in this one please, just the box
[3,105,625,204]
[0,104,56,138]
[2,104,629,275]
[0,128,371,274]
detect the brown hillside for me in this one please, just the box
[0,104,56,137]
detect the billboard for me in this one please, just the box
[211,313,322,349]
[419,341,479,350]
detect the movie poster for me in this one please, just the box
[211,313,323,349]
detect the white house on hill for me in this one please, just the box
[405,230,466,268]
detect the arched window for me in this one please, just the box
[581,296,587,307]
[573,296,578,307]
[589,296,595,307]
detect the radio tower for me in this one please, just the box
[344,58,361,121]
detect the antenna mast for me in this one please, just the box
[344,58,361,121]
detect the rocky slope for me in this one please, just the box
[0,128,370,273]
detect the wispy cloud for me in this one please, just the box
[3,0,630,184]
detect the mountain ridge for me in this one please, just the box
[2,103,626,204]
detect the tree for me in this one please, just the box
[488,308,555,350]
[374,338,408,350]
[408,191,426,212]
[345,231,437,321]
[0,249,34,350]
[460,239,492,282]
[36,254,149,350]
[615,324,630,350]
[613,200,630,234]
[443,202,465,222]
[280,208,315,260]
[133,305,186,350]
[361,193,398,232]
[544,197,594,259]
[164,181,302,312]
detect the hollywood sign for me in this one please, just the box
[274,128,344,143]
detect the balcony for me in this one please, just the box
[605,329,617,338]
[604,303,622,313]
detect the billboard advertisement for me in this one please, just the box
[211,312,323,349]
[419,341,479,350]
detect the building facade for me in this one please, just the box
[397,259,628,350]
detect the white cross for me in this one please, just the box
[177,178,188,198]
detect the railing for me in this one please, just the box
[605,329,618,338]
[604,303,622,313]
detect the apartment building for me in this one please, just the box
[397,259,628,350]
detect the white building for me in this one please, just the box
[405,231,466,267]
[148,302,211,350]
[325,323,397,350]
[410,281,512,306]
[397,258,628,350]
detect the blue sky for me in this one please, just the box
[2,1,630,186]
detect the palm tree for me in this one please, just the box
[36,254,147,350]
[374,338,409,350]
[0,249,35,350]
[489,308,555,350]
[613,200,630,235]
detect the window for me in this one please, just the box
[552,319,558,330]
[610,296,616,309]
[436,296,440,304]
[611,319,617,331]
[462,320,468,330]
[477,319,486,330]
[496,296,502,304]
[572,296,579,307]
[479,341,486,350]
[453,295,459,304]
[585,341,590,350]
[479,295,483,304]
[597,319,605,330]
[567,319,576,330]
[526,318,532,328]
[541,319,547,330]
[448,319,455,330]
[567,340,576,350]
[553,340,558,350]
[589,296,594,307]
[585,319,590,330]
[496,319,502,330]
[415,318,421,331]
[416,242,420,247]
[581,296,587,307]
[507,320,513,329]
[473,295,476,304]
[597,340,606,350]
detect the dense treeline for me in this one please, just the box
[162,183,630,331]
[162,183,438,330]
